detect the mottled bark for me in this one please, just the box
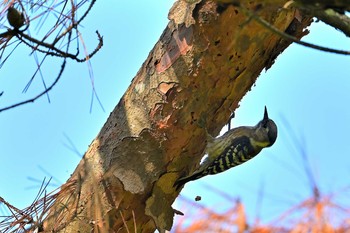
[40,1,312,232]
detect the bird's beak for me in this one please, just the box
[263,106,269,122]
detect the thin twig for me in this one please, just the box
[119,211,130,233]
[0,58,66,113]
[132,210,137,233]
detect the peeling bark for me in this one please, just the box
[40,1,312,232]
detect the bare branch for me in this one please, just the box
[239,5,350,55]
[305,8,350,38]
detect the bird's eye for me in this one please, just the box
[260,120,267,128]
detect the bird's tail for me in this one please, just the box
[173,171,205,190]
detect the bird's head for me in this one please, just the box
[254,106,278,147]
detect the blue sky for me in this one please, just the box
[1,0,350,229]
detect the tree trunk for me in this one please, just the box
[40,1,311,232]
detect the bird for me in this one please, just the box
[7,6,25,29]
[174,106,277,190]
